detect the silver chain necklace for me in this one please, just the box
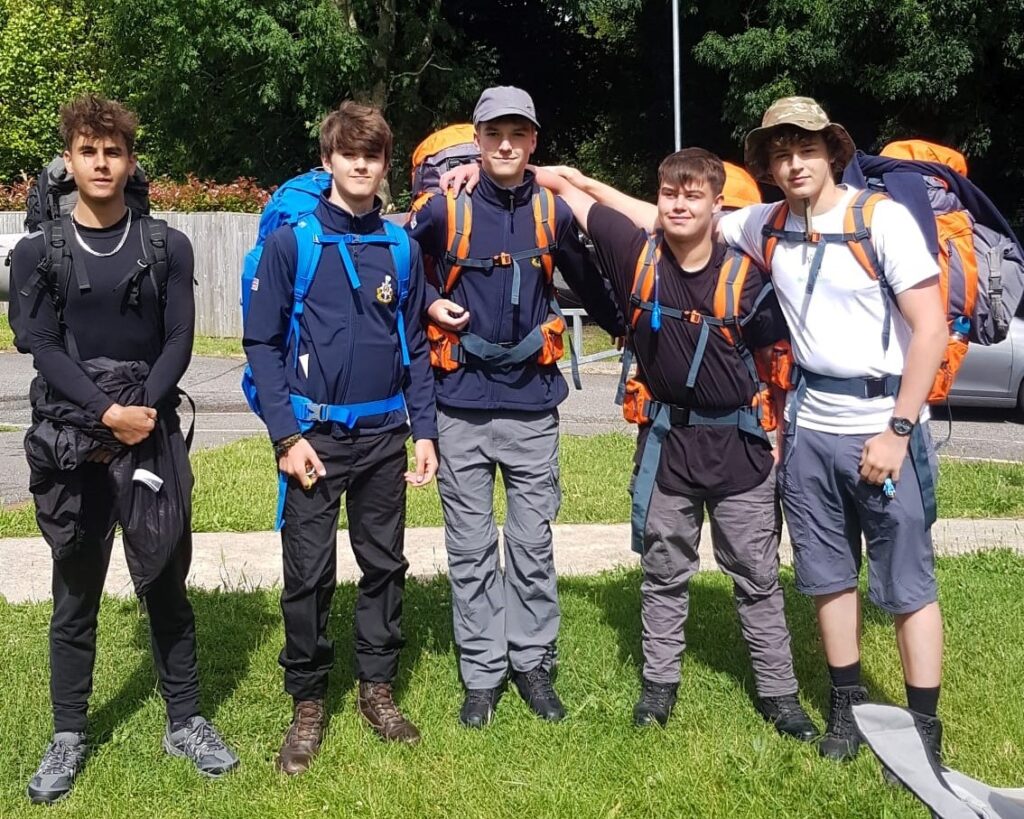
[71,209,133,257]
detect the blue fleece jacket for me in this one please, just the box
[243,196,437,443]
[407,169,624,411]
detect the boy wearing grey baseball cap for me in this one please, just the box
[407,86,623,729]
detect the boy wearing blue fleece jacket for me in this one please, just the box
[244,101,437,773]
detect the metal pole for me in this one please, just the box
[672,0,681,151]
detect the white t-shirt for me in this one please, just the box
[718,186,939,434]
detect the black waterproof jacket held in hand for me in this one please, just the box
[25,357,194,596]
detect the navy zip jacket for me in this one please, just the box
[243,196,437,443]
[407,169,625,411]
[844,151,1024,256]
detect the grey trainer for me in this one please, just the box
[162,716,239,778]
[27,731,87,804]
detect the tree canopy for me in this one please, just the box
[2,0,1023,223]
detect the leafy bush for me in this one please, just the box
[0,175,272,213]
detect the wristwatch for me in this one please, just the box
[888,416,915,437]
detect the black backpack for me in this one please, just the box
[24,156,152,233]
[12,215,169,355]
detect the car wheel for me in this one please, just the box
[1018,377,1024,417]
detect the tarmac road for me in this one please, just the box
[1,352,1021,507]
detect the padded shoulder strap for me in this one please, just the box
[140,217,169,302]
[532,188,557,281]
[286,215,324,368]
[843,190,887,281]
[713,249,753,345]
[444,188,472,293]
[291,215,324,304]
[629,234,660,328]
[761,202,789,271]
[383,220,411,308]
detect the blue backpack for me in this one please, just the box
[239,170,412,527]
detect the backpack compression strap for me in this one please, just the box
[760,191,895,350]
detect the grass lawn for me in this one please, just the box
[2,433,1023,537]
[0,313,13,350]
[1,551,1021,818]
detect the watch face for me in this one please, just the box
[891,417,914,436]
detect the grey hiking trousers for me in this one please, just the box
[437,406,561,689]
[638,468,800,698]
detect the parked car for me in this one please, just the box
[945,315,1024,413]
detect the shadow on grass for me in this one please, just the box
[87,562,903,745]
[89,586,280,747]
[581,565,893,720]
[323,574,455,722]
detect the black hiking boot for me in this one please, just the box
[459,685,504,729]
[511,665,566,722]
[632,679,679,728]
[882,710,944,785]
[819,685,869,761]
[756,694,820,742]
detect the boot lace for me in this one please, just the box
[522,667,557,701]
[825,687,862,737]
[292,701,325,743]
[178,719,228,760]
[38,740,85,776]
[640,680,675,711]
[363,683,405,728]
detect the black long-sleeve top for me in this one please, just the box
[11,211,195,417]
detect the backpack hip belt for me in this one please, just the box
[627,398,767,554]
[273,391,408,529]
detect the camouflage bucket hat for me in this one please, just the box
[743,96,856,183]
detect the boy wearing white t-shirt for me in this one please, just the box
[718,97,948,764]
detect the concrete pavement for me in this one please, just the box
[1,518,1021,604]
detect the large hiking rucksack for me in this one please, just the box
[24,155,151,233]
[409,124,479,209]
[838,140,1024,400]
[239,168,413,529]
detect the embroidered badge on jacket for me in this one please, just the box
[376,274,395,305]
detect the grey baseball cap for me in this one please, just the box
[472,86,540,128]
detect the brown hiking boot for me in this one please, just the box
[276,699,325,775]
[357,681,421,744]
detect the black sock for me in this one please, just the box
[828,661,861,689]
[906,684,940,717]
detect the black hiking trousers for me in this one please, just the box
[278,427,409,700]
[49,463,201,733]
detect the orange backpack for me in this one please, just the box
[722,162,762,210]
[409,124,479,211]
[764,140,1024,403]
[616,234,778,434]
